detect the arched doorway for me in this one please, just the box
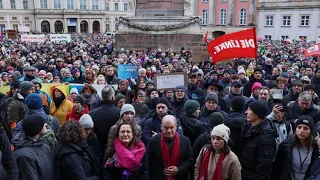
[212,31,226,39]
[41,20,50,33]
[54,20,63,33]
[80,20,88,33]
[92,21,100,33]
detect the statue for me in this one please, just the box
[128,0,135,11]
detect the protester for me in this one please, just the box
[32,79,52,114]
[199,92,227,123]
[80,84,100,111]
[170,86,189,120]
[50,86,73,125]
[66,95,89,121]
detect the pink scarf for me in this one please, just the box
[109,138,146,171]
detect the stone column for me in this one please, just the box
[228,0,235,26]
[64,18,68,33]
[76,19,80,33]
[100,19,104,32]
[88,19,92,33]
[50,19,55,33]
[209,0,214,25]
[249,0,256,24]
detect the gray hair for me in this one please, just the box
[101,85,115,100]
[298,91,312,102]
[139,68,146,74]
[161,115,177,124]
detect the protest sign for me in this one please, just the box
[154,73,187,90]
[50,34,71,44]
[208,28,257,63]
[6,30,17,40]
[304,43,320,57]
[18,26,30,33]
[191,46,210,62]
[271,89,283,100]
[21,34,46,43]
[118,64,138,79]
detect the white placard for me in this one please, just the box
[18,26,30,32]
[21,34,46,43]
[50,34,71,44]
[154,73,187,90]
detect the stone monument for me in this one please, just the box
[115,0,202,51]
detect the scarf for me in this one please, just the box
[53,94,65,108]
[160,133,180,180]
[199,147,226,180]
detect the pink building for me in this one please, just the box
[196,0,258,39]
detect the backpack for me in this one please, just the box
[0,97,13,140]
[42,115,58,149]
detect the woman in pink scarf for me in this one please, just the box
[104,122,147,180]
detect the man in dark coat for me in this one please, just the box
[186,73,204,100]
[89,85,120,153]
[243,67,266,97]
[223,81,248,112]
[145,115,193,180]
[170,86,189,120]
[239,100,277,180]
[283,80,303,106]
[312,68,320,96]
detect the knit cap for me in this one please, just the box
[231,96,245,113]
[10,81,20,90]
[211,124,230,143]
[254,67,263,74]
[184,100,200,114]
[267,81,278,89]
[38,70,46,76]
[296,115,314,132]
[22,114,45,137]
[156,97,170,109]
[208,112,224,128]
[79,114,94,129]
[238,69,246,75]
[205,92,219,103]
[20,81,34,93]
[175,85,187,92]
[12,71,21,79]
[120,104,136,117]
[73,95,86,106]
[304,84,315,91]
[70,87,79,95]
[301,76,311,83]
[115,93,126,105]
[248,100,269,120]
[137,90,146,96]
[251,82,262,93]
[25,93,43,110]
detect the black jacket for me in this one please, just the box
[145,134,193,180]
[87,132,102,174]
[271,136,318,180]
[179,113,207,145]
[55,142,100,180]
[239,119,277,180]
[187,83,204,100]
[243,75,266,97]
[197,95,229,113]
[170,95,189,120]
[286,101,320,126]
[89,101,120,153]
[312,76,320,96]
[283,91,299,106]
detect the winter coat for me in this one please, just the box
[7,91,28,124]
[239,119,277,180]
[0,129,19,180]
[170,95,189,120]
[199,105,227,124]
[194,146,241,180]
[49,86,73,125]
[66,105,90,121]
[55,142,100,180]
[187,83,205,100]
[224,111,246,154]
[82,94,100,111]
[71,76,89,84]
[145,134,193,180]
[197,94,229,113]
[179,113,207,145]
[89,100,120,153]
[243,75,266,97]
[310,156,320,180]
[223,94,247,113]
[286,101,320,126]
[271,136,318,180]
[312,76,320,96]
[87,132,102,173]
[283,91,299,106]
[12,133,54,180]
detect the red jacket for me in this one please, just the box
[66,105,89,121]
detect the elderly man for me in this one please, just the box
[145,115,193,180]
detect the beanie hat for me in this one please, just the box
[70,87,79,95]
[238,69,246,75]
[231,96,245,113]
[147,88,158,98]
[175,85,187,92]
[280,72,289,79]
[292,80,303,87]
[12,71,21,79]
[10,81,20,90]
[211,124,230,143]
[267,81,278,89]
[248,100,269,120]
[115,93,126,105]
[205,92,219,103]
[20,81,34,93]
[156,97,170,109]
[296,115,314,132]
[79,114,94,129]
[137,90,146,96]
[251,82,262,93]
[184,100,200,114]
[72,68,80,76]
[315,68,320,74]
[208,112,224,128]
[254,67,263,74]
[120,104,136,117]
[73,95,86,106]
[38,70,46,76]
[301,76,311,83]
[304,84,315,91]
[25,93,43,110]
[22,114,44,137]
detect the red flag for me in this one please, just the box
[207,28,257,63]
[203,31,208,43]
[304,43,320,57]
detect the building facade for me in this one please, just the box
[0,0,134,33]
[257,0,320,41]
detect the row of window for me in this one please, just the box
[265,15,310,27]
[202,8,247,26]
[0,0,128,11]
[264,35,307,40]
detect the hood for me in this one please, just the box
[55,142,88,160]
[12,133,43,149]
[27,109,49,123]
[50,85,68,99]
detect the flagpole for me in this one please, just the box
[253,27,258,60]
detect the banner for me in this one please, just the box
[21,34,46,43]
[6,29,17,40]
[18,26,30,32]
[304,43,320,57]
[50,34,71,44]
[118,64,138,80]
[154,73,187,90]
[207,28,257,63]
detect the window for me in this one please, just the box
[281,36,289,40]
[24,17,29,20]
[92,0,98,10]
[106,17,109,20]
[0,24,5,32]
[282,16,291,26]
[202,10,208,25]
[105,3,109,11]
[221,0,226,2]
[0,0,2,9]
[25,24,30,27]
[265,35,271,40]
[301,15,310,26]
[54,0,61,9]
[106,24,110,31]
[0,17,4,20]
[124,3,128,11]
[114,3,118,11]
[67,0,74,9]
[220,9,227,25]
[23,0,28,9]
[80,0,86,9]
[12,24,18,30]
[10,0,15,9]
[202,0,208,2]
[239,9,246,26]
[40,0,47,9]
[265,16,273,26]
[41,21,50,33]
[12,17,17,20]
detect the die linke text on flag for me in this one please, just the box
[304,43,320,57]
[207,28,257,63]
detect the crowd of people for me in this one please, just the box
[0,33,320,180]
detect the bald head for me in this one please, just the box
[161,115,178,139]
[162,115,177,124]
